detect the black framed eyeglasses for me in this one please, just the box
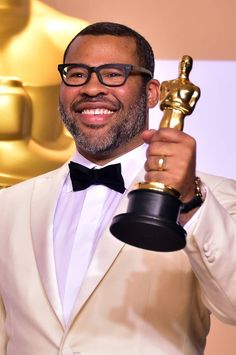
[57,63,153,87]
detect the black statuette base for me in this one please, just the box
[110,189,186,252]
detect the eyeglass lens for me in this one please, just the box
[63,66,127,86]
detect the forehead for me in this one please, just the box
[65,35,139,65]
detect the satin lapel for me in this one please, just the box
[30,164,69,326]
[67,168,145,328]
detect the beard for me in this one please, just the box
[59,90,147,155]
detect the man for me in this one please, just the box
[0,22,236,355]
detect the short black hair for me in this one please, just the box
[63,22,155,78]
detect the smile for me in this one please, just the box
[81,108,114,115]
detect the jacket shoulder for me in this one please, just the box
[198,171,236,217]
[198,171,236,191]
[0,164,68,199]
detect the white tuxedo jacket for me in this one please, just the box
[0,164,236,355]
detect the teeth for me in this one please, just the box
[81,108,114,115]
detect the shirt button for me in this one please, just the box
[203,242,210,253]
[206,254,215,263]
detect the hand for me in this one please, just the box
[142,128,196,202]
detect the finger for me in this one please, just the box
[145,155,169,172]
[144,127,194,145]
[141,129,157,144]
[146,142,179,157]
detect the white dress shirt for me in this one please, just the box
[53,144,148,324]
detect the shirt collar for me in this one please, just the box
[66,144,148,192]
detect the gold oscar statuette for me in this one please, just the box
[0,0,89,188]
[110,55,201,252]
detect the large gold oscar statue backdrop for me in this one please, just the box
[0,0,88,187]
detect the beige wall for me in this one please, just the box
[40,1,236,353]
[41,0,236,60]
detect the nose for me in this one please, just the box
[79,72,109,96]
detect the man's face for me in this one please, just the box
[59,35,148,161]
[180,56,192,76]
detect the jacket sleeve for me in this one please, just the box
[0,294,8,353]
[184,174,236,324]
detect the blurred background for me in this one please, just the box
[1,0,236,352]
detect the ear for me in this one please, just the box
[146,79,160,108]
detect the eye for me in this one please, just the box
[101,69,125,78]
[108,72,123,78]
[65,67,88,79]
[100,68,125,85]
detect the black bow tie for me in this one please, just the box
[69,161,125,193]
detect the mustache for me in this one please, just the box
[71,95,121,111]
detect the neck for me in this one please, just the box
[76,136,144,166]
[179,72,188,80]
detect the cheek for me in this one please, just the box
[113,88,127,105]
[59,85,79,106]
[115,82,142,107]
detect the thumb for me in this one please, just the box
[141,129,156,144]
